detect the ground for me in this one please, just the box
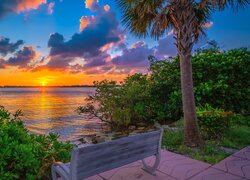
[82,146,250,180]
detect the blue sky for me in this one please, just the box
[0,0,250,85]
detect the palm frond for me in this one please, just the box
[199,0,250,11]
[117,0,171,39]
[117,0,249,42]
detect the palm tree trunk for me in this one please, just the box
[180,53,202,146]
[175,3,203,146]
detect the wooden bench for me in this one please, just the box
[51,128,163,180]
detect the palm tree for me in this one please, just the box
[117,0,249,147]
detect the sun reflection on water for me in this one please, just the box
[0,87,101,141]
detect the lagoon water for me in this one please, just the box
[0,87,103,141]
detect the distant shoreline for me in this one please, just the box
[0,86,96,88]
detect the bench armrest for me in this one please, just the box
[51,162,70,180]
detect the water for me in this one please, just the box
[0,87,103,142]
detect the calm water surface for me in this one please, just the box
[0,87,103,141]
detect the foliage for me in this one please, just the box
[162,116,249,164]
[162,122,229,164]
[221,125,250,149]
[79,48,250,129]
[150,48,250,121]
[197,105,233,140]
[188,141,229,164]
[193,48,250,113]
[0,106,74,180]
[77,75,157,131]
[221,115,250,149]
[230,114,250,127]
[149,56,182,121]
[77,66,182,130]
[162,128,183,151]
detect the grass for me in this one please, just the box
[221,125,250,149]
[162,116,250,164]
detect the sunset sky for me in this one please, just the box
[0,0,250,86]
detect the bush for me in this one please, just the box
[150,48,250,121]
[197,105,233,140]
[79,48,250,130]
[162,128,183,151]
[0,106,74,180]
[77,74,157,131]
[149,56,182,121]
[230,114,250,127]
[193,48,250,113]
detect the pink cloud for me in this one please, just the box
[167,29,174,36]
[104,5,110,12]
[203,21,214,28]
[131,42,146,48]
[47,2,55,15]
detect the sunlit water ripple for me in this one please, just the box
[0,87,103,142]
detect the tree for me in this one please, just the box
[117,0,249,146]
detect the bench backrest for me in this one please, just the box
[69,128,163,180]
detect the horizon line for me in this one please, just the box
[0,85,96,88]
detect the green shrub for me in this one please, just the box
[77,74,157,131]
[0,106,74,180]
[162,128,183,151]
[230,114,250,127]
[149,57,182,121]
[150,48,250,120]
[79,48,250,130]
[197,105,233,140]
[193,48,250,113]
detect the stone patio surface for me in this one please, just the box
[81,146,250,180]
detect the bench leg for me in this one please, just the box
[51,164,70,180]
[142,153,160,175]
[51,165,58,180]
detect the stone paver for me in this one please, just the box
[156,150,211,180]
[233,146,250,160]
[103,166,175,180]
[99,161,142,179]
[99,160,175,180]
[188,167,245,180]
[213,153,250,179]
[85,175,104,180]
[59,146,250,180]
[59,175,103,180]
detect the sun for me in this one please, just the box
[42,82,46,87]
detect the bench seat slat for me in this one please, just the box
[76,144,158,171]
[76,150,157,179]
[77,130,160,155]
[77,135,160,161]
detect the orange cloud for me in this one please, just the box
[104,5,110,12]
[85,0,98,10]
[16,0,47,13]
[79,15,95,31]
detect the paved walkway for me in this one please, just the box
[85,146,250,180]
